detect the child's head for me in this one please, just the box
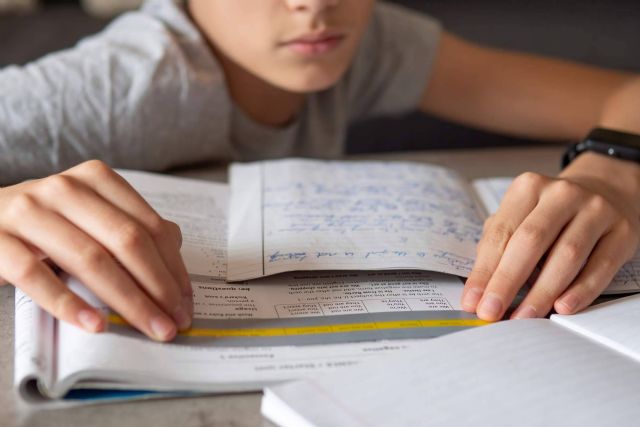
[188,0,375,94]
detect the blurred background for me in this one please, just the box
[1,0,639,153]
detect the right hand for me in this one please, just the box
[0,160,192,341]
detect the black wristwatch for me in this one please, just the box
[562,128,640,169]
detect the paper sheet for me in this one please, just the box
[228,159,485,281]
[262,319,640,427]
[552,293,640,363]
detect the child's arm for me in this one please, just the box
[0,160,193,341]
[420,32,640,321]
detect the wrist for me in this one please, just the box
[560,152,640,213]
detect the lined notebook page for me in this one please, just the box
[473,177,640,294]
[228,159,485,281]
[262,319,640,427]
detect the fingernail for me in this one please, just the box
[558,294,580,313]
[173,303,192,331]
[461,287,483,311]
[78,309,103,332]
[150,315,176,341]
[512,305,537,320]
[477,293,503,320]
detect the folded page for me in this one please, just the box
[228,159,485,281]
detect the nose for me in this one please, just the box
[284,0,339,14]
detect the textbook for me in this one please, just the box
[13,170,481,402]
[261,293,640,427]
[13,160,640,402]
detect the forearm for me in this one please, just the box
[421,33,637,141]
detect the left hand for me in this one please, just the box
[461,152,640,321]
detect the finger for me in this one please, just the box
[5,201,178,341]
[511,209,610,319]
[35,174,191,329]
[555,225,638,315]
[0,231,104,332]
[163,220,193,316]
[64,163,193,314]
[476,196,579,321]
[462,173,543,311]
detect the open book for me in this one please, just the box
[13,170,482,403]
[261,293,640,427]
[14,159,640,402]
[228,159,640,293]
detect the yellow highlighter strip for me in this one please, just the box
[108,314,489,338]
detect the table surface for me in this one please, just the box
[0,146,564,427]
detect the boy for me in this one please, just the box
[0,0,638,341]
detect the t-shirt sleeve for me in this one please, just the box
[346,2,442,121]
[0,2,231,185]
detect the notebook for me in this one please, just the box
[262,293,640,427]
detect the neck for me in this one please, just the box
[217,54,305,127]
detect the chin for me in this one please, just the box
[270,66,347,94]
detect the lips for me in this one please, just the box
[281,31,346,56]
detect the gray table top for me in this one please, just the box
[0,146,564,427]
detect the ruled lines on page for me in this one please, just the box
[228,159,485,281]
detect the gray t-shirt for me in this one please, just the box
[0,0,441,184]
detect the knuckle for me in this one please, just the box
[79,159,114,179]
[534,283,560,304]
[40,174,78,198]
[116,221,148,251]
[5,194,38,220]
[482,215,495,232]
[598,257,617,275]
[146,215,167,240]
[548,179,580,200]
[586,194,612,216]
[618,218,637,236]
[512,172,546,192]
[517,223,546,247]
[492,267,517,285]
[558,241,583,264]
[155,285,180,307]
[13,258,41,283]
[484,222,512,247]
[79,245,109,270]
[52,292,77,319]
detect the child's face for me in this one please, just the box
[190,0,375,93]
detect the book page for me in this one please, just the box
[116,170,228,279]
[473,177,640,294]
[49,272,479,398]
[227,159,485,281]
[552,293,640,363]
[13,290,40,393]
[263,318,640,427]
[13,289,56,400]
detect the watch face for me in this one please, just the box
[582,128,640,163]
[563,128,640,169]
[588,128,640,148]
